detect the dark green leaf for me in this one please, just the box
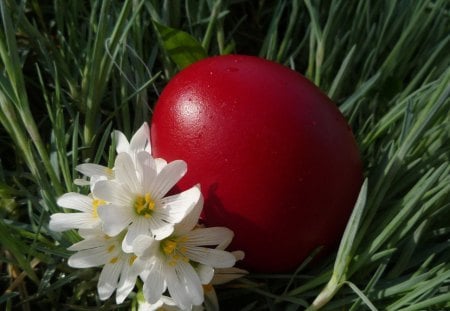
[153,21,207,69]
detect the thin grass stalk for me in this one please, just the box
[201,0,221,52]
[82,0,145,147]
[0,1,63,195]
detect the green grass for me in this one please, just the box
[0,0,449,310]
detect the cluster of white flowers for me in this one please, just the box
[49,123,246,310]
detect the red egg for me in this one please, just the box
[150,55,363,272]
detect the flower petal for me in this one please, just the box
[77,163,113,179]
[68,248,110,268]
[212,267,248,285]
[176,260,203,306]
[173,186,203,235]
[157,186,201,225]
[98,261,123,300]
[74,179,91,186]
[67,236,108,251]
[98,204,133,237]
[136,151,157,192]
[115,152,141,193]
[165,265,191,309]
[232,250,245,261]
[151,160,187,199]
[57,193,93,212]
[184,227,234,249]
[148,217,174,240]
[77,228,105,239]
[196,264,214,284]
[132,235,159,257]
[116,258,139,304]
[113,130,130,154]
[138,296,176,311]
[185,247,236,268]
[49,213,98,232]
[129,122,150,154]
[155,158,167,173]
[93,180,133,206]
[142,258,166,304]
[122,218,150,253]
[136,257,152,281]
[90,175,108,187]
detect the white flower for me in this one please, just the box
[133,197,237,309]
[67,229,141,304]
[93,151,201,251]
[49,192,107,231]
[49,122,247,308]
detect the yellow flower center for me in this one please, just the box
[134,193,155,218]
[161,239,177,255]
[160,237,189,266]
[92,199,106,218]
